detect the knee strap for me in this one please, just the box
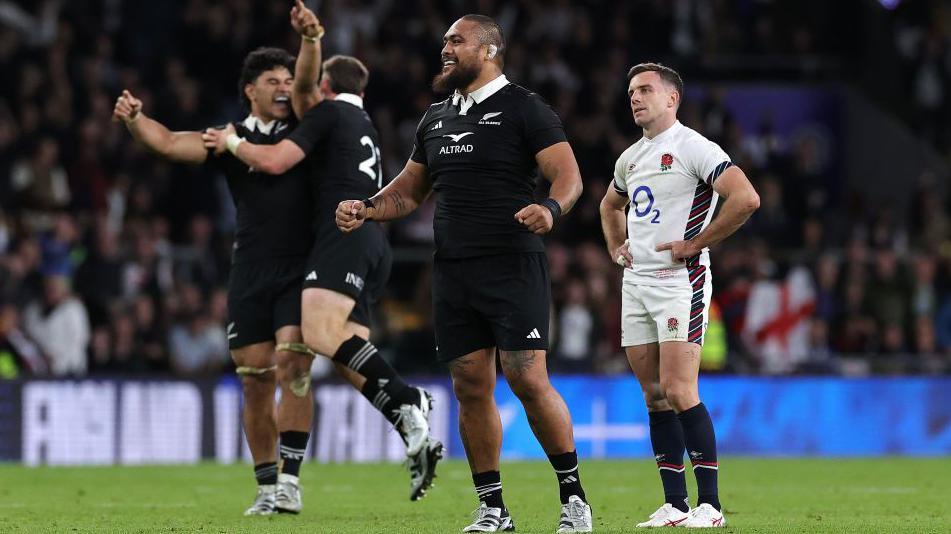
[235,365,277,376]
[276,342,315,357]
[289,373,312,397]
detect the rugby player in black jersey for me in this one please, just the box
[202,56,442,502]
[334,15,592,534]
[113,1,368,516]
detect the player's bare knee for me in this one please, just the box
[507,375,548,403]
[643,384,670,411]
[662,382,698,413]
[240,373,276,400]
[451,375,493,404]
[303,318,347,357]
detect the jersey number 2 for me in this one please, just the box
[631,185,661,224]
[358,136,383,188]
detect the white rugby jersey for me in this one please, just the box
[613,121,733,287]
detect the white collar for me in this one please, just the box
[335,93,364,109]
[242,115,279,135]
[643,120,683,143]
[451,74,509,115]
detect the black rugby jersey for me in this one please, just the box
[410,77,566,259]
[286,95,385,233]
[206,115,314,264]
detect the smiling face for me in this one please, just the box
[627,70,678,129]
[433,19,486,93]
[245,67,293,121]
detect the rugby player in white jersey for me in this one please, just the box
[599,63,759,528]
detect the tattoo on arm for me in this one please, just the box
[388,191,407,215]
[448,354,477,374]
[372,194,387,217]
[500,350,538,377]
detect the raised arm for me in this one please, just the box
[201,123,305,175]
[336,159,432,232]
[113,90,207,164]
[514,141,584,235]
[289,0,324,117]
[655,166,760,260]
[600,184,633,268]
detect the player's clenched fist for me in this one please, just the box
[290,0,321,38]
[336,200,368,233]
[113,90,143,124]
[514,204,554,235]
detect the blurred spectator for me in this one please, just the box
[173,214,221,292]
[168,308,227,377]
[10,137,70,219]
[0,298,46,378]
[866,249,910,331]
[132,294,168,372]
[21,274,90,376]
[554,279,595,373]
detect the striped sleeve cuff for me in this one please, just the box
[705,161,734,185]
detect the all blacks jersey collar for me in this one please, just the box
[335,93,364,109]
[242,115,281,135]
[451,74,510,115]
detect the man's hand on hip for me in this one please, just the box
[655,240,701,262]
[613,239,633,268]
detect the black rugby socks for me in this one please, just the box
[679,403,720,511]
[649,410,689,513]
[334,336,419,407]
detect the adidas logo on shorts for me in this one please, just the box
[305,271,317,281]
[526,328,541,339]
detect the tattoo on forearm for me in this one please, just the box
[388,191,406,215]
[500,350,538,377]
[373,194,387,217]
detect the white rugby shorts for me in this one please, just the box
[620,277,712,346]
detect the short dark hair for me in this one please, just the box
[238,47,295,109]
[460,14,505,64]
[627,62,684,102]
[323,55,369,95]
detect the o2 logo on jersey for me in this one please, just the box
[631,185,661,224]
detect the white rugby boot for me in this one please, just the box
[243,485,277,516]
[682,503,725,528]
[635,503,690,527]
[557,495,593,532]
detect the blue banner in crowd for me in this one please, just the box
[480,376,951,458]
[3,376,950,464]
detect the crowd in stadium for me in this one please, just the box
[1,0,949,379]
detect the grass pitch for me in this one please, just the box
[0,458,949,533]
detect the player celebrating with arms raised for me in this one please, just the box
[202,54,442,501]
[599,63,760,528]
[113,3,327,516]
[336,15,592,533]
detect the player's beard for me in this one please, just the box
[432,59,480,94]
